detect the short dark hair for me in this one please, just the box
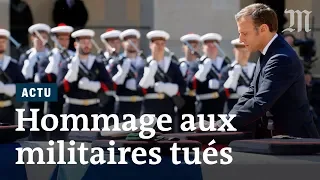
[235,3,278,32]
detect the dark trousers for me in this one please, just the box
[64,103,101,142]
[63,103,101,129]
[100,96,115,115]
[196,98,225,120]
[47,101,64,140]
[0,106,15,125]
[114,101,142,121]
[177,95,196,132]
[224,99,239,114]
[26,102,45,141]
[141,98,176,133]
[315,117,320,134]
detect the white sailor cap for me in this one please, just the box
[231,38,245,46]
[120,29,141,40]
[100,28,121,41]
[28,23,51,34]
[51,23,74,34]
[146,30,170,41]
[0,29,10,38]
[200,33,222,42]
[180,33,201,42]
[71,29,95,38]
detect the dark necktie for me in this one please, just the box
[254,53,264,95]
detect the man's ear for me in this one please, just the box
[261,24,268,33]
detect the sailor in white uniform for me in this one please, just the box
[39,23,74,140]
[111,29,144,119]
[191,33,230,117]
[177,33,201,131]
[18,23,51,140]
[0,28,27,125]
[222,38,256,113]
[99,29,122,115]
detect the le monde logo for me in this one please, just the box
[282,9,312,33]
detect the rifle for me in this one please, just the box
[164,47,179,64]
[129,42,185,109]
[35,30,69,61]
[213,42,232,64]
[213,42,252,86]
[91,38,110,65]
[98,38,127,67]
[238,69,251,86]
[9,36,25,54]
[49,35,72,61]
[34,30,54,56]
[93,38,126,67]
[183,41,220,79]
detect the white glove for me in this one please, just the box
[224,76,238,90]
[112,59,131,85]
[105,59,115,71]
[195,59,211,82]
[21,60,33,79]
[45,56,60,75]
[208,79,220,89]
[64,58,79,83]
[2,84,16,97]
[223,65,242,90]
[139,61,158,89]
[78,77,101,93]
[232,65,242,75]
[148,60,158,77]
[34,73,40,83]
[51,48,60,56]
[179,62,188,77]
[22,52,38,79]
[154,82,166,93]
[237,85,249,96]
[64,69,78,83]
[162,83,179,97]
[139,69,155,88]
[125,78,137,91]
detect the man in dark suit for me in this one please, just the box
[215,3,319,138]
[10,0,33,59]
[52,0,88,51]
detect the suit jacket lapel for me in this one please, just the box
[253,35,282,95]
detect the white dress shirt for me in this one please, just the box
[262,34,278,55]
